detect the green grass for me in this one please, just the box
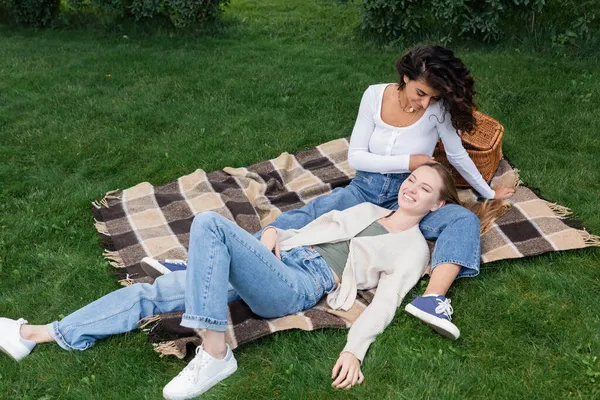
[1,0,599,399]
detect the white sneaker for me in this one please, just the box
[0,318,36,361]
[163,345,237,400]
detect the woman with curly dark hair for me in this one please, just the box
[139,45,515,375]
[395,45,478,133]
[262,45,514,335]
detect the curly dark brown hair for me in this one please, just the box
[396,45,477,133]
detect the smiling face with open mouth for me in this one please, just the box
[398,165,447,216]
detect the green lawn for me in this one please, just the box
[1,1,599,399]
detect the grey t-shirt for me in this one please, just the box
[313,221,389,280]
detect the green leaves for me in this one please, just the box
[0,0,230,29]
[356,0,600,47]
[1,0,61,28]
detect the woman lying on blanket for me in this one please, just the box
[1,163,504,400]
[143,45,515,341]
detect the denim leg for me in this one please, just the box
[418,204,481,278]
[376,173,410,210]
[47,271,187,351]
[182,212,335,330]
[262,184,366,233]
[253,170,396,241]
[185,172,395,299]
[227,285,242,303]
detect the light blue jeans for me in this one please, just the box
[262,170,481,278]
[48,212,335,351]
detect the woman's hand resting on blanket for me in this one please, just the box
[493,186,515,199]
[260,227,281,259]
[331,352,364,390]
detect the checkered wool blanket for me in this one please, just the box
[92,138,599,359]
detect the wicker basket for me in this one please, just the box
[433,111,504,188]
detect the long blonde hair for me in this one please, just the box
[423,163,509,234]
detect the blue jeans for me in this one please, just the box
[48,212,336,351]
[262,170,481,278]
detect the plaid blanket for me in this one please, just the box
[92,138,599,359]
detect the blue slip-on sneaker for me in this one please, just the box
[140,257,187,280]
[405,295,460,340]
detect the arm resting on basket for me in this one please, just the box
[438,118,496,199]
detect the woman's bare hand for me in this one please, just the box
[260,227,281,259]
[331,352,364,390]
[493,186,516,199]
[409,154,436,171]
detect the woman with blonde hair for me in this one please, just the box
[144,45,515,340]
[1,163,505,399]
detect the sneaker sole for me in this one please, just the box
[0,343,24,362]
[140,257,172,280]
[405,304,460,340]
[163,360,238,400]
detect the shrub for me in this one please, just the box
[541,0,599,49]
[0,0,230,29]
[166,0,228,27]
[357,0,599,47]
[68,0,231,28]
[359,0,427,41]
[0,0,61,27]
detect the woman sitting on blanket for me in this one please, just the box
[1,163,504,400]
[143,44,515,340]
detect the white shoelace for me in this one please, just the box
[435,298,454,321]
[165,259,187,266]
[179,346,211,384]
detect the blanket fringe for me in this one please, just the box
[92,189,121,209]
[94,219,109,235]
[153,341,185,359]
[138,315,161,329]
[118,273,134,286]
[580,230,600,247]
[103,250,125,268]
[545,201,572,217]
[514,169,524,188]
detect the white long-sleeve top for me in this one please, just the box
[275,203,430,362]
[348,84,496,199]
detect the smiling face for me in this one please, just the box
[398,165,447,216]
[402,75,442,111]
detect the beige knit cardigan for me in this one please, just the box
[273,202,430,361]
